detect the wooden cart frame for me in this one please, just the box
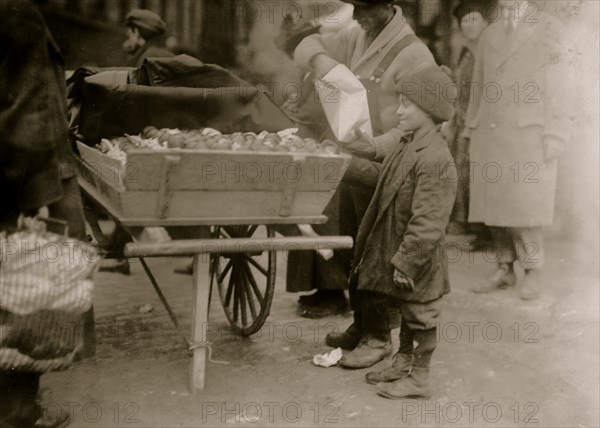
[77,153,352,392]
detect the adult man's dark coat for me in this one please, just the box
[0,0,67,222]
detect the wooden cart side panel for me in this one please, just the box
[124,151,350,192]
[121,190,336,219]
[77,142,126,186]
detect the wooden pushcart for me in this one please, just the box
[76,142,353,392]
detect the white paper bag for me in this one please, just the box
[315,64,373,143]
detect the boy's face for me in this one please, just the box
[396,95,433,132]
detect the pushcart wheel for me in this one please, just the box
[210,225,277,336]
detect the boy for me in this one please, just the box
[345,64,457,399]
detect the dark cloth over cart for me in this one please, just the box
[70,55,295,145]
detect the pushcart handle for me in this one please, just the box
[122,236,353,258]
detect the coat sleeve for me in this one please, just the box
[374,126,405,161]
[391,147,457,280]
[293,26,354,71]
[463,33,486,139]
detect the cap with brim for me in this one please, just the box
[126,9,167,40]
[453,1,494,23]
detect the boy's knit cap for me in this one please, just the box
[395,65,457,122]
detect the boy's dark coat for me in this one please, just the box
[350,125,457,302]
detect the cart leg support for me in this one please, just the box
[190,254,210,392]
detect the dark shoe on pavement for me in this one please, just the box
[298,289,345,306]
[519,270,541,300]
[174,261,194,275]
[338,335,392,369]
[98,259,130,275]
[469,263,516,293]
[299,300,348,319]
[365,353,413,384]
[325,323,362,350]
[376,367,432,399]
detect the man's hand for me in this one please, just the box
[311,54,339,80]
[282,96,300,114]
[543,136,564,162]
[393,269,414,292]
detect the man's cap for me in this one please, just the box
[453,0,496,23]
[125,9,167,40]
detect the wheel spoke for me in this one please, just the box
[222,226,236,238]
[218,259,234,284]
[232,264,239,324]
[224,262,235,307]
[242,260,264,302]
[237,264,248,327]
[246,225,259,238]
[240,261,260,315]
[244,255,268,277]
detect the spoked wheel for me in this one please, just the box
[210,225,277,336]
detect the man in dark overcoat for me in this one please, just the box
[1,1,79,426]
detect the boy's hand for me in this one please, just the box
[393,269,414,292]
[341,128,376,157]
[355,128,374,144]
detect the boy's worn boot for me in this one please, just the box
[377,328,436,399]
[365,319,414,384]
[338,331,392,369]
[365,352,412,384]
[325,310,362,350]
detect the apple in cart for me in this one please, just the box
[321,139,340,154]
[303,138,318,153]
[216,137,233,150]
[251,140,272,151]
[264,133,281,144]
[143,126,159,139]
[167,134,186,149]
[188,140,209,150]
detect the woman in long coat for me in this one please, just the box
[465,1,571,299]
